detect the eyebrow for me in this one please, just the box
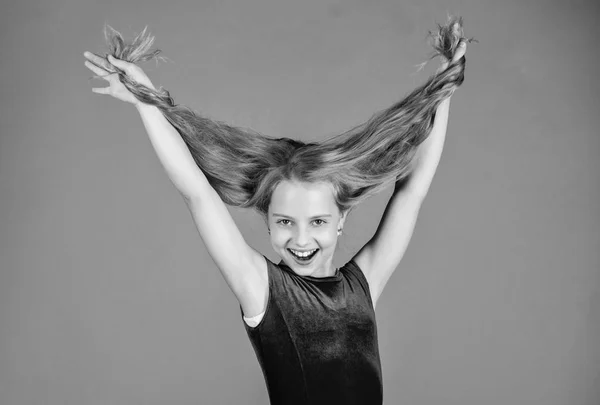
[272,214,332,219]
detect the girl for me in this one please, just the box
[84,17,469,405]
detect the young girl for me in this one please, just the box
[84,17,469,405]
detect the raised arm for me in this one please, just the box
[84,52,268,317]
[137,103,268,317]
[352,40,467,307]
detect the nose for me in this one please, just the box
[294,226,311,247]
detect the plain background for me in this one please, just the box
[1,0,598,404]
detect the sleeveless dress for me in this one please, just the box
[240,255,383,405]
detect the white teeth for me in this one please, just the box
[290,249,317,257]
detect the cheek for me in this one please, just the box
[270,232,288,247]
[270,228,338,247]
[322,234,339,248]
[313,229,340,249]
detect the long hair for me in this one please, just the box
[97,16,470,218]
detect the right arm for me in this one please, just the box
[135,103,268,317]
[84,52,268,318]
[134,103,210,201]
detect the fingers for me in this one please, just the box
[438,39,467,72]
[91,87,110,95]
[84,51,141,101]
[85,55,116,95]
[83,51,132,76]
[84,60,109,78]
[451,40,467,63]
[83,51,111,70]
[107,55,130,71]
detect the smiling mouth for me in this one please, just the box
[287,248,319,261]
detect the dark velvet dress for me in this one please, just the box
[241,255,383,405]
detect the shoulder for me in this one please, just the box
[341,259,374,306]
[350,251,373,289]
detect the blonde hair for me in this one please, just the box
[99,16,471,218]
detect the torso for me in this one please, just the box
[241,256,383,405]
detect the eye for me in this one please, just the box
[276,219,291,226]
[313,219,326,226]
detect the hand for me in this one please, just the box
[438,39,467,73]
[84,52,156,106]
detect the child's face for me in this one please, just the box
[268,180,346,278]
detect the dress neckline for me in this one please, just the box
[277,260,343,282]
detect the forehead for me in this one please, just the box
[269,180,337,217]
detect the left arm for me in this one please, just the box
[352,39,467,307]
[353,97,451,307]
